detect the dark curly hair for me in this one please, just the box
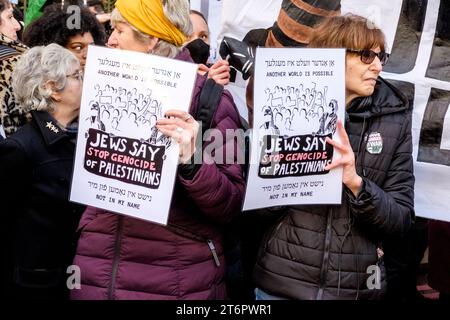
[22,3,106,48]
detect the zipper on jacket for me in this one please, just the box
[207,239,221,267]
[317,208,333,300]
[167,224,221,268]
[107,215,124,300]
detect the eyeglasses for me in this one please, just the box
[66,70,84,81]
[346,49,390,66]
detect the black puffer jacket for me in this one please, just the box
[253,77,414,300]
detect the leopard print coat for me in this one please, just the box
[0,34,28,136]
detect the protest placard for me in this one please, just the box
[243,48,345,210]
[70,46,198,225]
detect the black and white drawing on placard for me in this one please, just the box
[259,83,338,136]
[243,47,346,211]
[85,84,172,148]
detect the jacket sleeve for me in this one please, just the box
[0,138,30,208]
[177,91,245,225]
[0,138,31,288]
[349,111,414,236]
[76,206,103,232]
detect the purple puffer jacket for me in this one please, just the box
[71,50,245,300]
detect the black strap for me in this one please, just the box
[196,78,224,136]
[177,78,224,180]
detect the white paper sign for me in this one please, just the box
[243,48,346,211]
[0,124,5,139]
[70,46,198,225]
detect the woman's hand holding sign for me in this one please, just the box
[156,110,199,164]
[324,120,363,197]
[198,59,231,86]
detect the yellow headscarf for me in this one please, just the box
[115,0,186,47]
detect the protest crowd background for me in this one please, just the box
[0,0,448,303]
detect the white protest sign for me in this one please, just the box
[70,46,198,225]
[243,48,346,210]
[0,124,5,139]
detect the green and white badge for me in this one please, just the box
[366,132,383,154]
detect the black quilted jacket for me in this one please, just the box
[253,77,414,300]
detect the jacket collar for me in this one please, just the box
[0,33,28,54]
[31,110,68,146]
[175,47,195,63]
[346,76,410,120]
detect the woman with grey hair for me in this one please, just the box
[72,0,244,300]
[0,43,86,300]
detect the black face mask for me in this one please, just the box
[186,38,210,65]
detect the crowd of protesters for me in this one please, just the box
[0,0,448,302]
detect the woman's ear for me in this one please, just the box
[147,37,159,54]
[45,81,62,102]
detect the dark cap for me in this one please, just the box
[248,0,341,48]
[87,0,103,6]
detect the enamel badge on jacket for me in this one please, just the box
[366,132,383,154]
